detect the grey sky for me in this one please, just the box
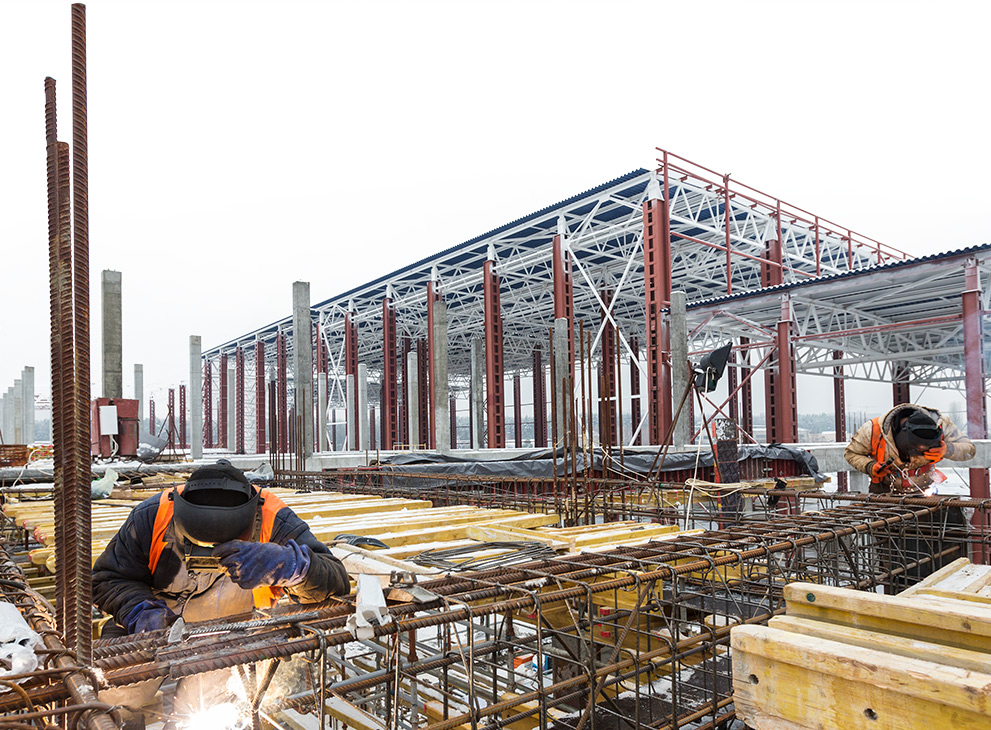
[2,0,989,415]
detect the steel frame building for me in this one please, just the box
[200,148,990,496]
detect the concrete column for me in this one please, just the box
[3,389,13,444]
[101,270,123,399]
[470,339,484,448]
[12,380,23,444]
[849,470,870,494]
[552,318,569,445]
[357,363,369,450]
[432,299,450,453]
[227,369,236,450]
[189,337,203,459]
[346,374,356,449]
[670,290,691,447]
[0,393,7,443]
[318,373,328,452]
[134,364,144,426]
[407,351,420,448]
[292,282,314,459]
[21,368,34,445]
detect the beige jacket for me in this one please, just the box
[844,403,975,493]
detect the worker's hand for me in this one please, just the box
[213,540,311,589]
[924,438,947,462]
[870,460,892,479]
[123,599,176,634]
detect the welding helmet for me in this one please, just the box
[894,410,943,458]
[172,459,260,547]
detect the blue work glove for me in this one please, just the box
[213,539,311,589]
[123,599,177,634]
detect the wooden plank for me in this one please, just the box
[784,582,991,652]
[465,525,570,550]
[898,557,971,597]
[732,624,991,729]
[769,615,991,674]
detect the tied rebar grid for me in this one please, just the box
[0,545,116,730]
[86,501,971,730]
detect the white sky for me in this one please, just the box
[2,0,990,415]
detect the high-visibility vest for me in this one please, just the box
[869,417,933,489]
[148,486,290,608]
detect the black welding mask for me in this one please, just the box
[172,459,260,549]
[894,410,942,458]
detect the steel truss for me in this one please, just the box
[200,148,990,451]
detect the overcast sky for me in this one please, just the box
[2,0,989,415]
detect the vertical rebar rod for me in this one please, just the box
[71,1,93,666]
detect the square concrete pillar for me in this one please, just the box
[670,291,691,447]
[102,270,123,399]
[407,352,420,448]
[470,339,484,448]
[346,373,356,450]
[20,368,34,445]
[292,282,314,459]
[432,300,450,453]
[357,364,369,450]
[227,369,236,450]
[134,364,144,426]
[12,380,23,444]
[189,337,203,459]
[552,319,569,446]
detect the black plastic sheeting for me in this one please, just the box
[371,444,826,482]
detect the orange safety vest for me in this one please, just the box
[869,417,933,489]
[148,486,290,608]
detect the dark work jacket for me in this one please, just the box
[92,491,350,629]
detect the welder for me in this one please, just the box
[844,404,975,494]
[92,459,351,724]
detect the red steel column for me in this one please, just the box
[643,166,673,444]
[483,258,506,448]
[766,299,798,443]
[600,288,617,446]
[552,234,575,378]
[218,353,228,448]
[345,311,359,443]
[167,388,176,450]
[399,337,411,445]
[739,336,754,437]
[416,339,429,445]
[629,337,641,446]
[426,281,441,449]
[513,374,522,448]
[179,384,187,449]
[277,332,288,453]
[382,296,398,449]
[255,340,266,453]
[235,346,245,454]
[892,362,911,405]
[962,259,989,523]
[532,346,547,448]
[204,359,213,448]
[833,349,848,492]
[727,350,739,422]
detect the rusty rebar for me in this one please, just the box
[70,2,93,668]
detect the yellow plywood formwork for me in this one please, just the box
[732,624,991,729]
[731,576,991,729]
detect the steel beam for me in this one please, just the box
[218,353,228,448]
[179,384,187,449]
[629,337,641,446]
[277,332,288,453]
[382,296,398,449]
[962,259,989,529]
[766,298,798,443]
[532,345,546,448]
[892,362,911,405]
[513,373,522,448]
[833,349,847,492]
[483,259,505,448]
[256,339,266,454]
[643,171,672,445]
[235,346,245,454]
[204,359,213,447]
[599,288,616,447]
[552,232,574,379]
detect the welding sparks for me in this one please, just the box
[181,703,249,730]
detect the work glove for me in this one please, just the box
[924,438,947,462]
[870,460,892,479]
[213,539,311,590]
[123,599,177,634]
